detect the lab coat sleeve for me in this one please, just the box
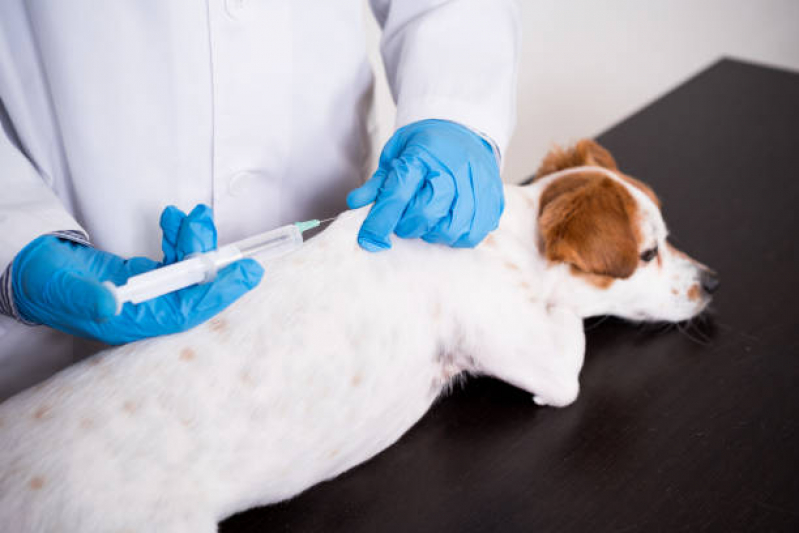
[0,120,88,320]
[370,0,521,158]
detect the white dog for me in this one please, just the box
[0,140,716,532]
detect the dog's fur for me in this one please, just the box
[0,141,714,532]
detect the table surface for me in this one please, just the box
[220,59,799,533]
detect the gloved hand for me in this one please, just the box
[347,119,504,251]
[11,204,264,345]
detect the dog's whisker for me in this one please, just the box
[585,315,611,331]
[677,321,710,346]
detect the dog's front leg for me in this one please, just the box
[470,303,585,407]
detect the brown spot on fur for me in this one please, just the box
[122,401,139,414]
[688,284,701,301]
[572,267,616,288]
[538,172,640,279]
[504,261,520,271]
[239,370,256,387]
[179,348,196,362]
[519,281,531,290]
[671,288,679,295]
[79,418,95,430]
[209,317,228,333]
[29,477,45,490]
[351,374,362,387]
[483,234,496,247]
[32,406,50,420]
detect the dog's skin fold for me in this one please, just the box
[0,140,714,532]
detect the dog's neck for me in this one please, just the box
[499,184,618,319]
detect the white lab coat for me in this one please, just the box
[0,0,520,399]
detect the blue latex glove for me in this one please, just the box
[11,205,264,345]
[347,119,504,251]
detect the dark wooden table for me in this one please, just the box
[221,59,799,532]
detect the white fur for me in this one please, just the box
[0,175,710,532]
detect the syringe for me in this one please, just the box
[105,219,328,314]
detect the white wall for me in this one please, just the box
[363,0,799,183]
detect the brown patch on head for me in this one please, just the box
[538,173,640,279]
[687,284,701,301]
[179,347,196,362]
[209,317,228,333]
[29,476,45,490]
[32,405,51,420]
[536,139,618,178]
[535,139,660,209]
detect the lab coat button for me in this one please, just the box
[225,0,247,19]
[227,171,257,197]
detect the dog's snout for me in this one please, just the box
[700,269,720,294]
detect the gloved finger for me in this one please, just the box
[394,170,456,239]
[347,169,388,209]
[422,168,475,246]
[44,270,118,321]
[347,129,409,210]
[175,204,217,261]
[178,258,265,322]
[357,157,426,251]
[453,179,504,248]
[160,205,187,264]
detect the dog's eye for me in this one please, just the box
[640,246,659,262]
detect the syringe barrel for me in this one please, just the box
[231,223,304,261]
[110,256,209,309]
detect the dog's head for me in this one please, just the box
[533,139,717,322]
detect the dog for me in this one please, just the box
[0,140,717,532]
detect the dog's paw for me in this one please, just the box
[533,395,549,406]
[531,382,579,408]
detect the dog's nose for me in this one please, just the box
[700,269,720,294]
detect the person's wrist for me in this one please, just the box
[1,230,94,324]
[406,118,500,166]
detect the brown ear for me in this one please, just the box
[539,174,639,279]
[536,139,618,179]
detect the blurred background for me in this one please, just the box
[363,0,799,184]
